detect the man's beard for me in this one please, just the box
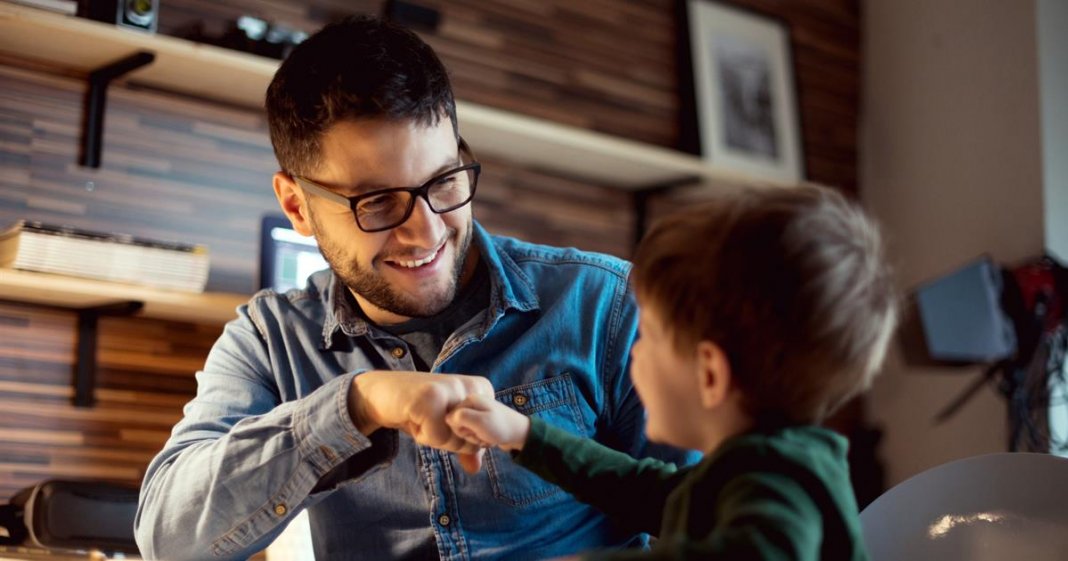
[312,214,473,319]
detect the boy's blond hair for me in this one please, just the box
[631,184,898,424]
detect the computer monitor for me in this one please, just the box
[258,215,329,292]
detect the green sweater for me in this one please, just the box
[514,418,869,560]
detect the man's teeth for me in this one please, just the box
[396,249,438,268]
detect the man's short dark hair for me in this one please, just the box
[266,15,457,176]
[632,185,899,424]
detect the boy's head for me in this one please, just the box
[631,184,898,436]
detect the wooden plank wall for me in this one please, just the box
[0,0,860,503]
[152,0,858,192]
[0,302,214,496]
[0,63,635,294]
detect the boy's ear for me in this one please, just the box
[695,340,732,410]
[273,172,315,237]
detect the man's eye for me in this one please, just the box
[358,195,398,213]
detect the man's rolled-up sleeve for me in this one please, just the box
[134,307,395,560]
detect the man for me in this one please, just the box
[135,15,694,561]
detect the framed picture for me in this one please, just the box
[684,0,804,183]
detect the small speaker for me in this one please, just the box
[914,257,1017,362]
[83,0,159,33]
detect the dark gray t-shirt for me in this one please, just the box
[377,260,490,371]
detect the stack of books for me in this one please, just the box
[0,220,210,292]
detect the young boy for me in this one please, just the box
[445,185,898,560]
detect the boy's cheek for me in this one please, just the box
[628,352,644,381]
[630,338,646,363]
[629,357,650,395]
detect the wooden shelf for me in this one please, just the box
[0,268,247,324]
[0,2,782,191]
[0,267,247,406]
[0,2,279,109]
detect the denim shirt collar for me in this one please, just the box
[319,221,539,349]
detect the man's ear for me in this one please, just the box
[695,340,732,410]
[273,172,314,237]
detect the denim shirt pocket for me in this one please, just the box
[485,373,588,507]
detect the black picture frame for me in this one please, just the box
[678,0,804,183]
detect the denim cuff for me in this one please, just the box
[298,372,401,492]
[296,372,375,474]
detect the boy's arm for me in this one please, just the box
[449,399,687,536]
[516,418,687,535]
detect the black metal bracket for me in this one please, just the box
[631,175,702,246]
[73,301,144,407]
[81,51,156,168]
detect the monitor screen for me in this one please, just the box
[259,215,329,292]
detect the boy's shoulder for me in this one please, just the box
[712,426,850,478]
[687,426,854,508]
[688,426,866,559]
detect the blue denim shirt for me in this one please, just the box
[135,222,697,560]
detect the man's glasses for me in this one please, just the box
[294,139,481,233]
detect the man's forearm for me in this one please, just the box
[135,373,380,560]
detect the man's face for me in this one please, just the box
[297,117,476,324]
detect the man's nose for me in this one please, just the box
[394,195,444,246]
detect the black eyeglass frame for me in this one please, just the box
[293,139,481,233]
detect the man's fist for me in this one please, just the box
[348,371,494,472]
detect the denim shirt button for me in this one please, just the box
[274,503,287,516]
[391,347,406,359]
[512,393,528,407]
[438,514,451,527]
